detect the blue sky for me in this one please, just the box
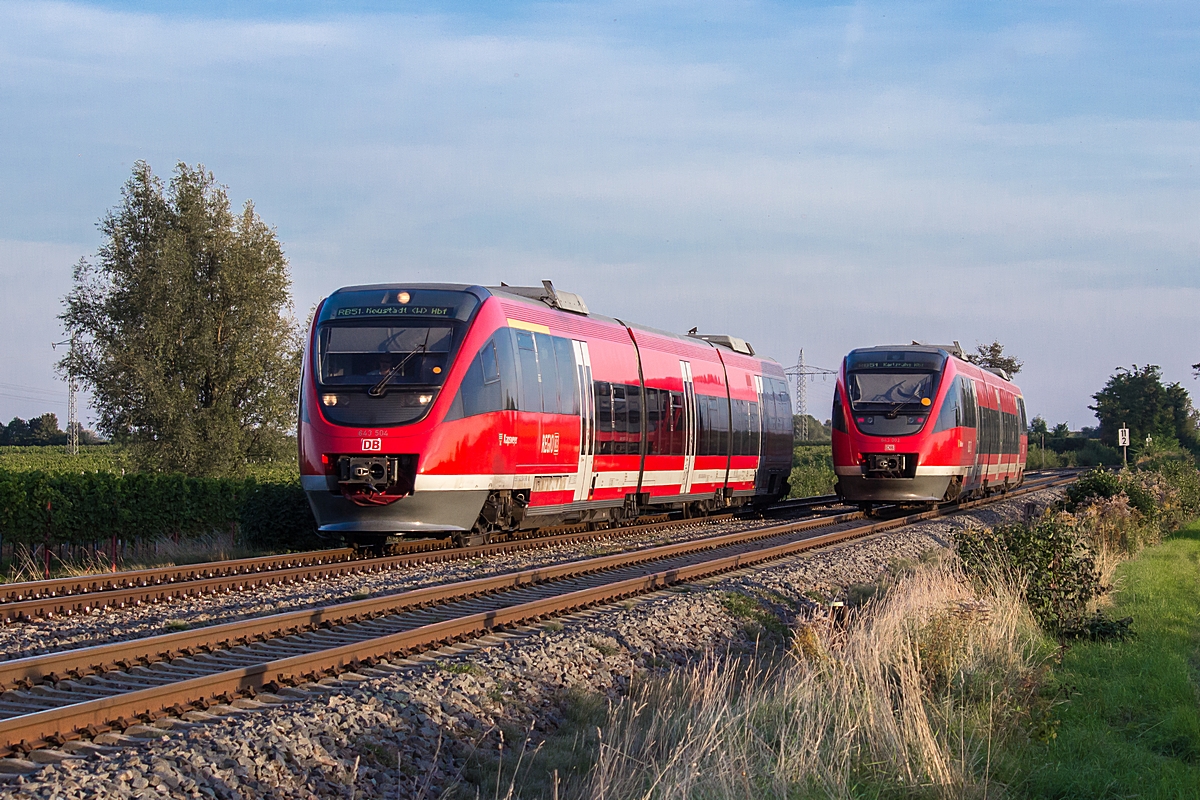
[1,0,1197,430]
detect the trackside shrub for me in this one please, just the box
[1066,468,1154,517]
[955,517,1101,636]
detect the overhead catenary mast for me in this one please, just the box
[51,339,79,456]
[783,349,836,441]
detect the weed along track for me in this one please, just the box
[0,475,1071,760]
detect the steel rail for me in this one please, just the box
[0,548,361,605]
[0,507,783,622]
[0,475,1072,755]
[0,511,866,691]
[0,493,852,611]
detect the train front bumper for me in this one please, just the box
[835,473,952,503]
[301,475,486,533]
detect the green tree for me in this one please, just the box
[1050,422,1071,439]
[965,340,1023,376]
[60,161,300,477]
[1089,365,1200,452]
[28,413,63,445]
[1027,412,1046,438]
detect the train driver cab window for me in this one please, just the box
[831,388,848,433]
[444,335,519,421]
[933,377,963,433]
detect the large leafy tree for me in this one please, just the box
[60,162,300,476]
[1089,364,1200,452]
[965,340,1023,376]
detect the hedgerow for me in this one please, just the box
[0,469,318,553]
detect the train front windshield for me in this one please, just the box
[311,288,481,426]
[318,325,456,388]
[845,351,946,436]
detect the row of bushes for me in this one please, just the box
[955,458,1200,638]
[0,469,320,552]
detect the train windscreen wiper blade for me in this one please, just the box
[367,345,426,397]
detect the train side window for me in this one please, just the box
[831,388,848,433]
[644,388,661,454]
[594,381,614,454]
[729,399,741,456]
[696,395,709,456]
[611,384,629,453]
[515,330,541,412]
[709,395,729,457]
[533,333,560,414]
[962,380,977,429]
[553,337,579,416]
[626,384,643,455]
[669,391,684,455]
[1017,397,1027,433]
[748,400,761,456]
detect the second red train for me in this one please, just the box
[831,343,1028,510]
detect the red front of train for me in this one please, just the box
[830,344,1027,506]
[298,283,794,545]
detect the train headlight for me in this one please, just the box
[397,291,410,304]
[419,394,432,404]
[322,394,338,406]
[920,397,931,406]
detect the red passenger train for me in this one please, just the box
[299,282,794,547]
[831,343,1027,509]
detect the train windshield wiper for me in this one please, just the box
[368,345,426,397]
[885,399,916,419]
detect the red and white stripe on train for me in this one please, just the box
[298,283,794,546]
[830,343,1028,509]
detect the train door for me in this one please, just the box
[966,379,983,491]
[680,361,697,495]
[753,374,767,493]
[572,341,596,502]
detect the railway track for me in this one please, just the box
[0,498,848,623]
[0,473,1071,757]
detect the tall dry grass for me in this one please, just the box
[577,565,1053,800]
[2,530,261,582]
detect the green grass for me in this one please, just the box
[1001,520,1200,798]
[0,444,126,474]
[0,444,299,483]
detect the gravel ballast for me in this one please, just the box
[0,489,1061,799]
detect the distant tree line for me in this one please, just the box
[1090,364,1200,454]
[0,414,101,447]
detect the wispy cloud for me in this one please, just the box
[0,0,1196,426]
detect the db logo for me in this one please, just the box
[541,432,560,456]
[884,444,896,452]
[361,438,382,451]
